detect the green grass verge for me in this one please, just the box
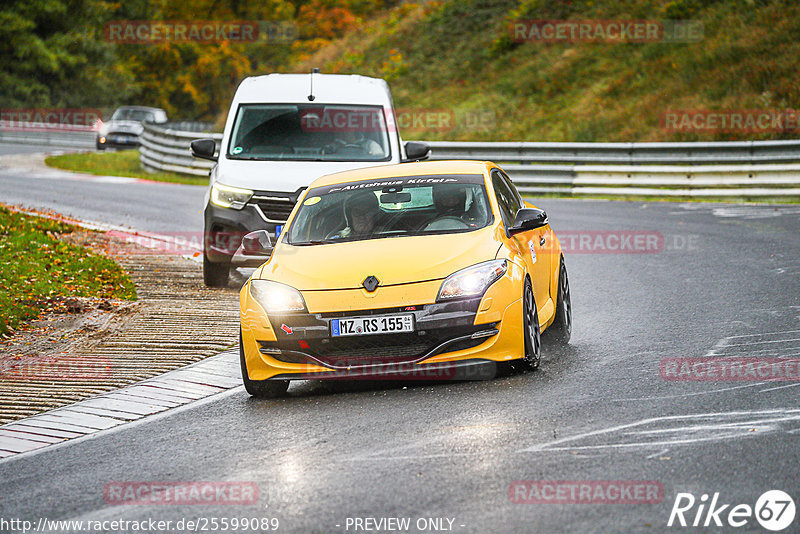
[45,150,207,186]
[0,206,137,336]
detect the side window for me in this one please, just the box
[499,170,524,208]
[491,170,522,227]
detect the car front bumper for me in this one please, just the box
[97,134,140,149]
[240,272,527,381]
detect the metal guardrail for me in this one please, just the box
[137,121,800,197]
[0,123,96,148]
[425,140,800,165]
[139,122,222,176]
[425,142,800,196]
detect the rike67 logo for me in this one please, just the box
[668,490,796,531]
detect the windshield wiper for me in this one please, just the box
[290,240,329,246]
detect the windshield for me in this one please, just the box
[110,108,155,122]
[286,174,492,245]
[227,104,391,161]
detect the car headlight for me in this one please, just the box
[250,280,306,313]
[210,183,253,210]
[437,260,507,301]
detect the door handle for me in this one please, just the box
[539,236,546,246]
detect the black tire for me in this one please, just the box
[240,331,289,398]
[546,256,572,345]
[522,278,542,370]
[203,252,230,287]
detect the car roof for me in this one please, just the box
[114,106,166,113]
[233,73,392,106]
[310,160,496,188]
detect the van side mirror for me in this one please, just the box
[508,208,548,235]
[404,141,430,161]
[191,138,218,161]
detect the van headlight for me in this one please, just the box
[437,260,507,301]
[250,280,307,313]
[210,183,253,210]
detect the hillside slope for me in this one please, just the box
[290,0,800,142]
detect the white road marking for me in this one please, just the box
[344,410,800,462]
[760,382,800,393]
[517,409,800,453]
[615,381,767,401]
[645,448,670,459]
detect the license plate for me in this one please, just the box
[331,315,414,337]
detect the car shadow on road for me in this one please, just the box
[242,344,583,401]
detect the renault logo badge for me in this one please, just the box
[362,275,380,292]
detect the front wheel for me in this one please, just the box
[240,331,289,398]
[546,256,572,345]
[522,278,541,370]
[203,252,230,287]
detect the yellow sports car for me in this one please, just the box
[239,160,571,397]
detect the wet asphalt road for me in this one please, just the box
[1,153,799,533]
[0,143,205,233]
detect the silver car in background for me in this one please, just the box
[96,106,167,150]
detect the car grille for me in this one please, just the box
[260,325,489,367]
[251,196,295,223]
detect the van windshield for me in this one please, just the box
[227,104,392,161]
[111,108,156,122]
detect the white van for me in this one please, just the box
[191,72,430,286]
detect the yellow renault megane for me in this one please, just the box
[239,160,571,397]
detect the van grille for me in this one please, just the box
[251,196,295,223]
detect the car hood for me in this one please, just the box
[216,159,394,192]
[257,227,502,291]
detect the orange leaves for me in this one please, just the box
[297,1,359,41]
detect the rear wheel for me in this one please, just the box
[546,256,572,345]
[522,278,541,370]
[204,252,230,287]
[240,331,289,398]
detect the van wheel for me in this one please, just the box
[203,253,230,287]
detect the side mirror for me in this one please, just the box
[404,141,430,161]
[191,138,218,161]
[241,230,273,256]
[508,208,548,235]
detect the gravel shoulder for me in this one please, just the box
[0,225,240,424]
